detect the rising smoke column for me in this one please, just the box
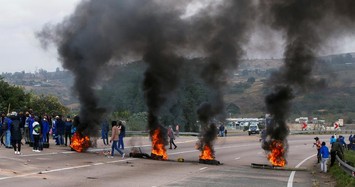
[192,0,256,157]
[259,0,355,163]
[36,0,191,138]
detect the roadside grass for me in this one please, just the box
[329,150,355,187]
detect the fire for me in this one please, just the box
[70,132,91,152]
[267,140,286,167]
[151,128,168,160]
[200,144,214,160]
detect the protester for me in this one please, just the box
[32,116,41,152]
[41,115,50,144]
[319,142,330,173]
[339,135,346,148]
[219,124,225,137]
[55,116,65,145]
[118,121,125,150]
[5,113,13,148]
[168,125,177,149]
[10,112,22,155]
[109,121,125,159]
[348,134,353,150]
[64,116,73,146]
[329,135,336,145]
[330,138,344,167]
[175,124,179,137]
[0,112,6,147]
[313,137,321,163]
[25,112,35,145]
[18,111,26,143]
[101,119,109,146]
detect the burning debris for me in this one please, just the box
[195,117,221,165]
[198,144,221,165]
[70,132,91,152]
[267,140,286,167]
[262,86,293,166]
[150,127,168,160]
[129,147,151,159]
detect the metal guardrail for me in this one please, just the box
[290,129,355,135]
[126,131,199,136]
[336,155,355,178]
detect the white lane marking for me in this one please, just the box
[199,167,208,171]
[0,158,136,181]
[20,151,75,157]
[287,154,316,187]
[235,157,241,160]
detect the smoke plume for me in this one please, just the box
[259,0,355,159]
[193,0,256,156]
[37,0,189,137]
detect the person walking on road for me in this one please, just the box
[168,125,177,149]
[109,121,125,159]
[319,142,330,173]
[118,121,125,150]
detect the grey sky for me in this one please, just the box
[0,0,80,73]
[1,0,355,74]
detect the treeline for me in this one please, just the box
[98,60,215,132]
[0,77,69,116]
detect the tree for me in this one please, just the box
[29,94,69,116]
[0,77,31,112]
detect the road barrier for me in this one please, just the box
[336,155,355,178]
[126,131,199,136]
[290,129,355,135]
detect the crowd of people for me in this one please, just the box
[314,134,354,173]
[0,110,76,155]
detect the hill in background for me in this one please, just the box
[2,52,355,124]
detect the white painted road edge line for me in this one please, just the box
[287,154,316,187]
[199,167,208,171]
[0,158,136,181]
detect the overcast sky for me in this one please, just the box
[1,0,355,74]
[0,0,80,73]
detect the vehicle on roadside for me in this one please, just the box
[247,122,260,136]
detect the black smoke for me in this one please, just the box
[36,0,256,144]
[36,0,189,137]
[193,0,256,157]
[259,0,355,159]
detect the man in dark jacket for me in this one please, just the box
[55,116,65,145]
[64,116,72,146]
[330,138,344,167]
[10,112,22,155]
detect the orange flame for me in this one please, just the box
[70,132,91,152]
[200,144,214,160]
[267,140,286,167]
[151,128,168,160]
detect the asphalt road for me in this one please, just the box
[0,134,332,187]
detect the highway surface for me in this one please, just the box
[0,134,330,187]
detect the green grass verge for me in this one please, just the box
[329,150,355,187]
